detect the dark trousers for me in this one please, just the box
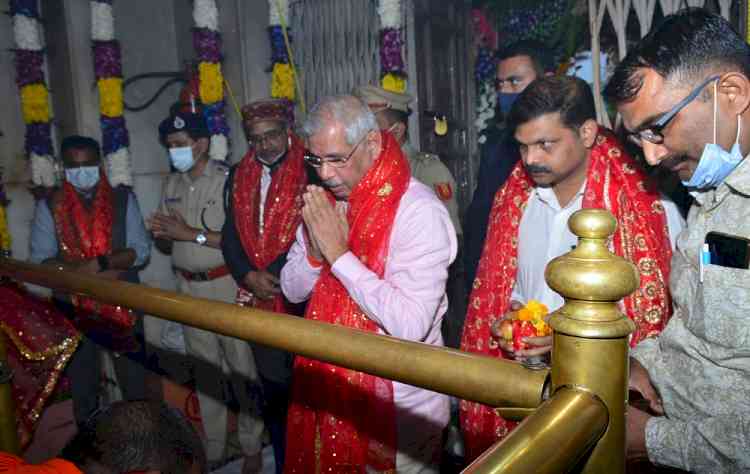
[64,322,148,424]
[259,375,291,474]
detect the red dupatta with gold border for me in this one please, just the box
[284,132,410,473]
[459,129,673,462]
[233,134,308,313]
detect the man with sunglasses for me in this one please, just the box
[605,9,750,473]
[221,98,308,473]
[280,95,456,473]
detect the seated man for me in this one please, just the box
[0,400,205,474]
[460,76,684,461]
[606,8,750,472]
[280,95,457,473]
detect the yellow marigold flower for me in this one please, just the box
[199,62,224,104]
[381,73,406,93]
[271,63,295,101]
[20,84,50,123]
[98,78,124,118]
[525,299,548,316]
[0,205,10,252]
[532,319,550,336]
[516,308,534,321]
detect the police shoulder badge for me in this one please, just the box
[434,182,453,201]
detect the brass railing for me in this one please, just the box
[0,209,636,473]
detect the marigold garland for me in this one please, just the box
[198,62,224,105]
[378,0,407,93]
[11,0,56,187]
[194,0,229,161]
[20,83,50,123]
[91,0,133,187]
[271,63,296,101]
[0,205,11,255]
[268,0,300,106]
[97,77,124,118]
[381,73,406,94]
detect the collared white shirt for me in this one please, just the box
[512,184,685,311]
[259,164,272,233]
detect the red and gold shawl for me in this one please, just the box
[52,180,135,341]
[0,282,80,446]
[233,134,307,313]
[459,129,673,461]
[284,132,410,473]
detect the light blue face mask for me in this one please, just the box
[65,166,100,191]
[682,82,744,189]
[169,146,195,172]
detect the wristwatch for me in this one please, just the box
[195,231,207,246]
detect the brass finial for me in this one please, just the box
[546,209,637,337]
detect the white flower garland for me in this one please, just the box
[13,6,56,187]
[268,0,289,26]
[475,80,496,144]
[91,1,114,41]
[193,0,219,31]
[91,0,133,186]
[377,0,401,29]
[29,153,58,188]
[13,14,43,51]
[209,134,228,162]
[104,147,132,187]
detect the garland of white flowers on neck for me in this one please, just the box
[90,0,133,186]
[10,0,57,188]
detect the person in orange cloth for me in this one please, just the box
[0,454,81,474]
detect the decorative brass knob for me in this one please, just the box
[545,209,639,304]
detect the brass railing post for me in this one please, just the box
[545,209,638,473]
[0,332,20,454]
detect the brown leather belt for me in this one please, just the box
[178,265,230,282]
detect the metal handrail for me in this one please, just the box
[0,209,633,473]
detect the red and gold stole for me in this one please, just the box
[53,179,135,333]
[284,132,410,473]
[233,134,307,313]
[459,129,673,461]
[0,282,80,446]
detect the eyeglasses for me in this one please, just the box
[247,128,285,148]
[304,134,367,168]
[628,75,721,147]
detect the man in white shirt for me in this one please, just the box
[460,75,684,462]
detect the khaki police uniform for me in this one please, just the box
[159,159,264,462]
[402,143,462,236]
[354,84,461,236]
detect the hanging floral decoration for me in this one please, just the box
[90,0,133,187]
[268,0,296,102]
[193,0,229,161]
[472,9,498,144]
[378,0,406,93]
[11,0,56,188]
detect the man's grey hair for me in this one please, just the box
[301,95,378,145]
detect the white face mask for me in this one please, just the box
[169,146,195,172]
[65,166,100,191]
[682,81,744,189]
